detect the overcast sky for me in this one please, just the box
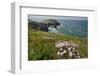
[28,14,88,22]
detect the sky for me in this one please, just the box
[28,14,88,22]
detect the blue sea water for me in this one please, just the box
[28,15,88,38]
[56,19,88,38]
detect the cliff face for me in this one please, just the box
[28,19,60,32]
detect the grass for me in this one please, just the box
[28,25,88,60]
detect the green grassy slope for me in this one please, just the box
[28,25,88,60]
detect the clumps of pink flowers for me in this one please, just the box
[55,40,81,59]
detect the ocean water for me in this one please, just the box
[56,19,88,38]
[28,15,88,38]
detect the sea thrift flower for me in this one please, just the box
[63,50,67,54]
[55,40,81,59]
[68,51,73,58]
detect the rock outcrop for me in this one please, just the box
[29,19,60,32]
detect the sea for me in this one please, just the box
[56,19,88,38]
